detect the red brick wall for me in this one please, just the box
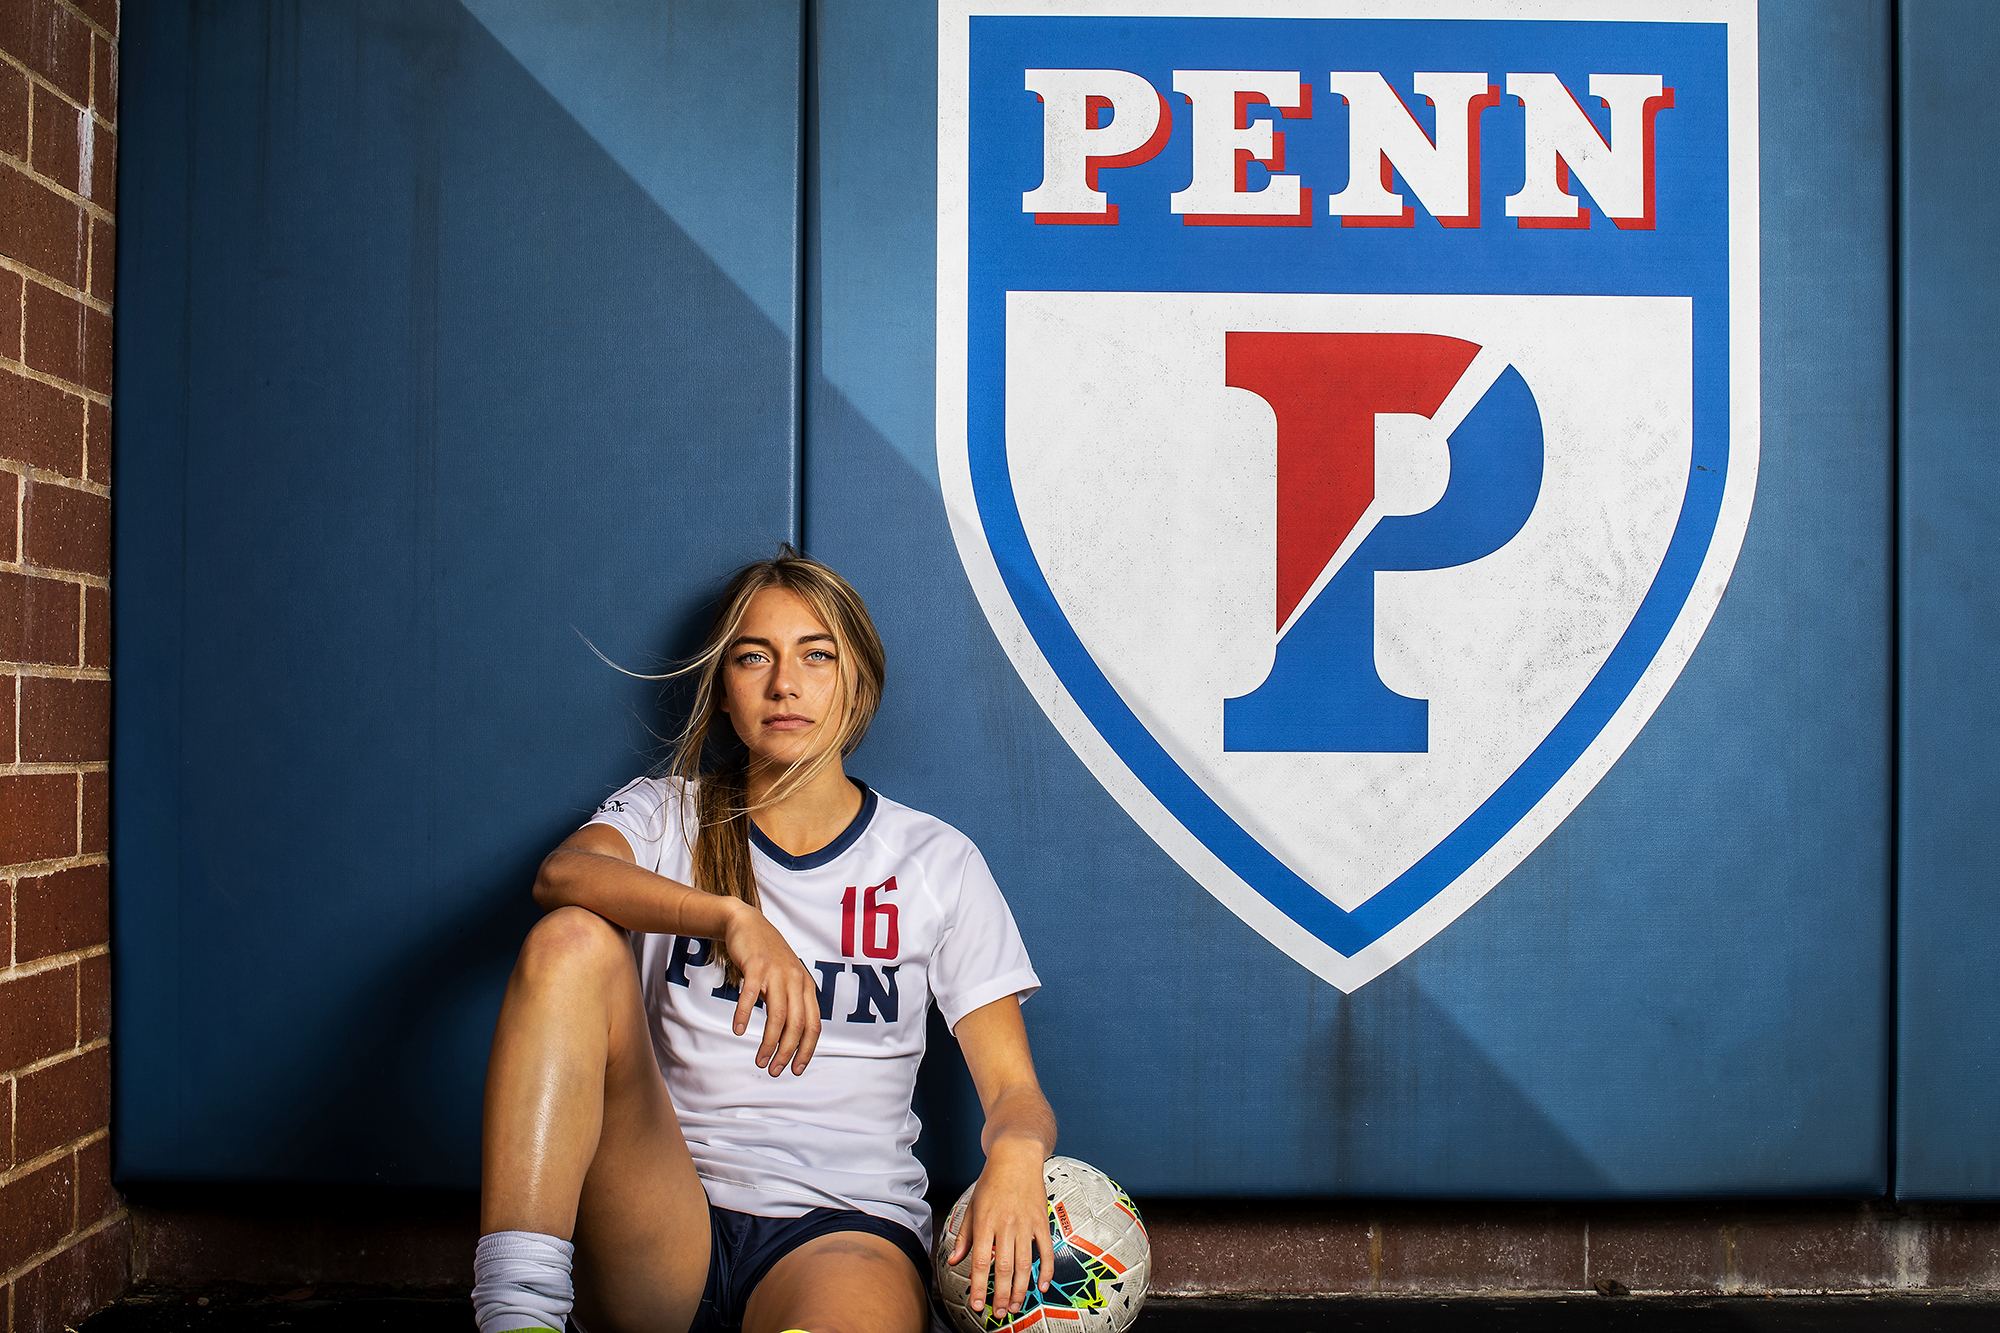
[116,1196,2000,1297]
[0,0,125,1328]
[1144,1201,2000,1296]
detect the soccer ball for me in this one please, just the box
[933,1156,1149,1333]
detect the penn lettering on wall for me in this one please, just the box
[1023,68,1673,228]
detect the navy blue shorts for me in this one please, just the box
[687,1205,929,1333]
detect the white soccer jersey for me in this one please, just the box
[585,776,1040,1245]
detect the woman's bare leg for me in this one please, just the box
[481,906,711,1333]
[741,1232,928,1333]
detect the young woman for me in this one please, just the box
[474,551,1057,1333]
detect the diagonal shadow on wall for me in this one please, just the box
[117,0,797,1186]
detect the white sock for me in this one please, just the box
[473,1230,576,1333]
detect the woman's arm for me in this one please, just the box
[535,825,823,1076]
[535,824,743,935]
[950,994,1059,1318]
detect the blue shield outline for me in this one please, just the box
[936,1,1760,990]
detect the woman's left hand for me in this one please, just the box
[951,1133,1052,1316]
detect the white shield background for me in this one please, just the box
[985,291,1727,989]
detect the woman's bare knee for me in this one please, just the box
[496,906,653,1088]
[513,906,630,991]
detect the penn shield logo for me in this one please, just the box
[938,2,1759,990]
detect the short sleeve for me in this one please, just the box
[583,776,677,874]
[930,842,1041,1031]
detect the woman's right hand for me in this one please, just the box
[721,900,824,1077]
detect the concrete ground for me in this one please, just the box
[79,1286,2000,1332]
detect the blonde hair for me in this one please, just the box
[666,548,885,982]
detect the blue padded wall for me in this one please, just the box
[811,0,1892,1198]
[113,0,803,1185]
[1896,0,2000,1200]
[112,0,1927,1200]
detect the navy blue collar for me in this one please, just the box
[748,779,877,871]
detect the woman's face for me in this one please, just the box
[719,585,847,770]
